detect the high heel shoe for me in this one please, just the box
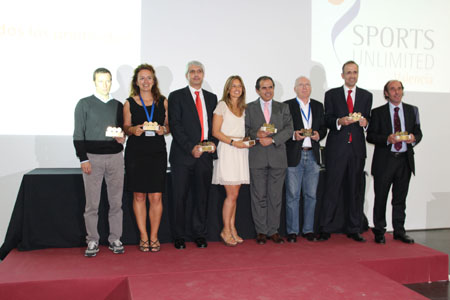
[231,229,244,244]
[139,239,150,252]
[220,231,237,247]
[150,239,161,252]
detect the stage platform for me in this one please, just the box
[0,233,447,300]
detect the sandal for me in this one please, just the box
[220,231,237,247]
[139,239,150,252]
[231,228,244,244]
[150,239,160,252]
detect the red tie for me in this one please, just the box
[347,90,353,142]
[394,107,402,151]
[195,91,204,141]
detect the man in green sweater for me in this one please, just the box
[73,68,125,257]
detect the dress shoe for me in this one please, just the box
[394,233,415,244]
[302,232,316,242]
[269,233,284,244]
[286,233,297,243]
[174,238,186,249]
[374,234,386,244]
[347,233,366,242]
[256,233,267,245]
[317,232,330,241]
[194,237,208,248]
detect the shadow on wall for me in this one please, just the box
[310,63,328,102]
[112,65,134,102]
[427,192,450,228]
[155,65,174,99]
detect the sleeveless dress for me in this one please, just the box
[125,96,167,193]
[212,101,249,185]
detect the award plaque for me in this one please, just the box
[395,131,410,141]
[243,136,256,146]
[347,112,362,121]
[199,141,215,152]
[260,123,277,133]
[300,128,313,137]
[105,126,124,138]
[143,121,159,131]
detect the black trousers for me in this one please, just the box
[321,145,365,234]
[372,153,411,235]
[170,156,213,240]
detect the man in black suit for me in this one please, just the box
[319,61,372,242]
[168,61,218,249]
[367,80,422,244]
[284,76,327,243]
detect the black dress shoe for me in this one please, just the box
[194,237,208,248]
[347,233,366,242]
[256,233,267,245]
[174,238,186,249]
[286,233,297,243]
[302,232,316,242]
[394,233,415,244]
[374,234,386,244]
[317,232,330,241]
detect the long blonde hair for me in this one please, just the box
[220,75,246,114]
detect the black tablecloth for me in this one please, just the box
[0,167,358,260]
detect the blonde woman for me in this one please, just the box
[212,75,252,246]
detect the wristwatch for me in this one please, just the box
[230,139,234,146]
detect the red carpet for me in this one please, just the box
[0,233,447,299]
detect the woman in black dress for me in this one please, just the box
[123,64,169,252]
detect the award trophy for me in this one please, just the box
[199,141,215,152]
[243,136,256,146]
[395,131,410,141]
[260,123,277,133]
[300,128,313,137]
[347,112,362,121]
[143,121,160,131]
[105,126,124,138]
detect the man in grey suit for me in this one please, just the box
[245,76,293,244]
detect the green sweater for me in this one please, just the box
[73,95,124,162]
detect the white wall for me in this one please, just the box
[0,0,449,243]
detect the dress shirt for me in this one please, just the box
[389,101,407,153]
[259,98,272,118]
[336,86,355,130]
[94,92,113,103]
[189,85,209,140]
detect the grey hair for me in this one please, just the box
[185,60,205,75]
[294,76,310,87]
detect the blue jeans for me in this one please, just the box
[285,150,320,234]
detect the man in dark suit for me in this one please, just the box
[168,61,218,249]
[319,61,372,242]
[367,80,422,244]
[284,76,327,243]
[245,76,293,245]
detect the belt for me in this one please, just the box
[390,151,407,158]
[302,148,312,151]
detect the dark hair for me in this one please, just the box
[341,60,359,73]
[130,64,162,104]
[93,67,111,81]
[255,76,275,90]
[383,80,404,100]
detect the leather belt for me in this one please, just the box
[302,148,312,151]
[390,151,407,158]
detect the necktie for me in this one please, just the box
[195,91,204,141]
[347,90,353,142]
[394,107,402,151]
[264,102,270,123]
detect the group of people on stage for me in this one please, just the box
[73,60,422,257]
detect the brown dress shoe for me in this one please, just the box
[269,233,284,244]
[256,233,267,245]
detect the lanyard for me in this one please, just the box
[139,94,155,122]
[297,99,311,123]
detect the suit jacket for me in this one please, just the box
[366,102,422,175]
[324,86,373,159]
[285,98,327,167]
[245,99,293,169]
[168,86,218,166]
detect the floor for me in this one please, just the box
[405,229,450,300]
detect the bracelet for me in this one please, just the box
[230,139,234,146]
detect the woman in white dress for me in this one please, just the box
[212,75,252,246]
